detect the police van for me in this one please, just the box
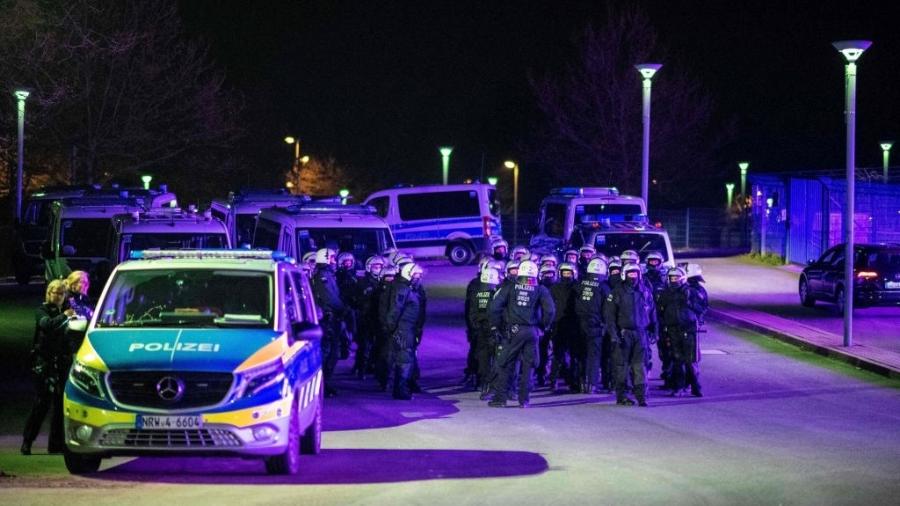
[363,183,500,265]
[108,207,232,266]
[210,189,311,247]
[43,189,177,295]
[583,220,676,266]
[529,187,646,255]
[253,203,396,268]
[63,249,323,475]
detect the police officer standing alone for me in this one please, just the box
[384,263,426,400]
[574,258,612,394]
[488,260,555,408]
[657,267,705,397]
[604,263,658,406]
[311,248,345,397]
[22,280,75,455]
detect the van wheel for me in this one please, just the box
[300,381,323,455]
[447,242,474,266]
[265,399,301,475]
[64,449,102,474]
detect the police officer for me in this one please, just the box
[574,258,612,394]
[301,252,317,276]
[686,264,710,320]
[540,254,559,271]
[64,270,93,353]
[604,263,658,406]
[469,266,501,397]
[657,267,705,396]
[311,248,345,397]
[607,258,623,290]
[644,251,667,294]
[578,244,596,278]
[374,264,399,390]
[463,261,489,389]
[384,263,426,400]
[548,262,578,391]
[535,264,558,386]
[563,249,579,265]
[488,260,555,408]
[336,252,359,361]
[511,245,530,262]
[22,279,75,455]
[491,237,510,261]
[354,255,385,379]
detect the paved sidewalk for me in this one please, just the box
[691,257,900,378]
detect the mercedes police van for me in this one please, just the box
[363,183,500,265]
[253,203,396,268]
[63,249,324,475]
[529,187,647,255]
[43,189,177,295]
[108,207,232,266]
[210,189,311,247]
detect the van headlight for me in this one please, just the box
[238,360,285,399]
[70,361,106,399]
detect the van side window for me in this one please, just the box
[542,203,567,238]
[290,271,315,322]
[253,218,280,250]
[369,197,389,218]
[398,191,479,221]
[282,272,300,324]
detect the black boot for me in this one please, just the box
[20,440,32,455]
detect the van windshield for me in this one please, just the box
[60,219,111,257]
[592,233,669,261]
[121,233,229,262]
[575,204,644,224]
[296,227,394,260]
[96,269,273,328]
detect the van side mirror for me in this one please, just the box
[291,320,322,342]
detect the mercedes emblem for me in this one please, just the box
[156,376,185,402]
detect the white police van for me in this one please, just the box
[108,207,232,265]
[210,189,311,247]
[63,249,323,475]
[252,203,395,267]
[584,220,676,266]
[363,183,500,265]
[529,187,646,255]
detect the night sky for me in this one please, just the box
[179,0,900,206]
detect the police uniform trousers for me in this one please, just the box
[492,325,539,403]
[22,357,69,450]
[320,314,342,386]
[582,324,605,388]
[668,328,701,394]
[473,321,495,387]
[391,330,417,399]
[612,329,649,401]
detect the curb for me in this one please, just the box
[708,308,900,380]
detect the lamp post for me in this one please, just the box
[738,161,750,198]
[725,183,735,211]
[504,160,520,245]
[881,141,893,182]
[635,63,662,211]
[141,175,153,190]
[833,39,872,348]
[285,136,301,193]
[440,146,453,185]
[487,176,498,186]
[14,89,29,222]
[339,188,350,205]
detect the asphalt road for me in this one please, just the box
[1,264,899,505]
[695,257,900,354]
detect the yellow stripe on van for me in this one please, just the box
[75,335,109,372]
[64,395,136,426]
[234,332,288,372]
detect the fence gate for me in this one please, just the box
[788,178,825,264]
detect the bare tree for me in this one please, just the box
[0,0,242,185]
[529,7,729,204]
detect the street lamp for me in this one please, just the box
[880,141,893,182]
[285,136,301,192]
[14,89,29,222]
[833,39,872,348]
[635,63,662,211]
[487,176,498,186]
[504,160,520,244]
[339,188,350,205]
[725,183,735,211]
[439,146,453,185]
[141,174,153,190]
[738,161,750,197]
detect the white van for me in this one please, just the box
[252,203,395,267]
[210,189,311,247]
[363,183,500,265]
[529,187,646,255]
[109,207,232,265]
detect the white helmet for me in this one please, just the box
[365,255,385,275]
[540,254,558,267]
[622,263,642,280]
[302,251,316,265]
[667,267,687,286]
[558,262,578,280]
[512,245,530,261]
[480,267,500,285]
[394,252,414,267]
[686,263,705,282]
[400,262,424,281]
[315,248,336,265]
[587,258,608,276]
[337,252,355,268]
[621,250,640,265]
[539,264,558,281]
[382,264,399,280]
[518,260,539,278]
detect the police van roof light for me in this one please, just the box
[130,249,289,261]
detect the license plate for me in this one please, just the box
[136,415,203,429]
[886,281,900,290]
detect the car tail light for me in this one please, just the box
[856,271,878,279]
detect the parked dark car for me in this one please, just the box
[799,243,900,312]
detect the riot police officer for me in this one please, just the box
[657,267,705,397]
[578,244,596,278]
[536,264,558,386]
[511,245,530,262]
[374,264,399,390]
[384,263,427,400]
[491,237,510,261]
[548,262,578,391]
[563,249,579,265]
[644,251,667,294]
[22,279,75,455]
[488,260,555,408]
[604,263,658,406]
[354,256,385,379]
[336,252,359,361]
[608,258,623,290]
[311,248,345,397]
[574,258,612,394]
[463,261,489,389]
[469,266,501,397]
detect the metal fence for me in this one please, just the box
[749,173,900,264]
[650,208,750,253]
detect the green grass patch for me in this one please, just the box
[740,252,786,266]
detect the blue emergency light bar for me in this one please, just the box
[130,249,291,262]
[550,187,620,197]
